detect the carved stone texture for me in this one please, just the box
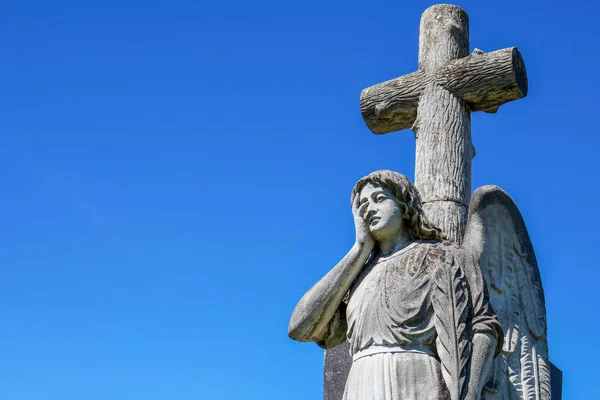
[319,181,559,400]
[414,82,472,244]
[361,48,527,133]
[321,4,538,400]
[463,186,552,400]
[359,4,528,245]
[291,170,503,400]
[324,360,563,400]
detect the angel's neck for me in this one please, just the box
[379,230,412,257]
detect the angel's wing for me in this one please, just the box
[463,185,550,400]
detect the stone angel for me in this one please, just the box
[289,170,503,400]
[288,170,550,400]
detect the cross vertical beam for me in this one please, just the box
[415,5,472,243]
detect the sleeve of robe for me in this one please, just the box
[454,246,504,357]
[316,296,348,349]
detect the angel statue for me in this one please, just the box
[288,170,550,400]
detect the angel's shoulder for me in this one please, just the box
[416,239,458,263]
[421,240,477,266]
[422,239,462,253]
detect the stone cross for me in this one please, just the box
[360,4,528,243]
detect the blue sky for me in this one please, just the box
[0,0,597,399]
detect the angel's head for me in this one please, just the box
[351,170,445,242]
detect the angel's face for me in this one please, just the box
[358,183,405,242]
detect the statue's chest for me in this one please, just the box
[349,249,441,316]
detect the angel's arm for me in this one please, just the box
[460,250,503,399]
[466,332,496,400]
[287,242,372,343]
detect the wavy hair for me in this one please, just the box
[351,170,445,241]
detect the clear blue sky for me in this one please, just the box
[0,1,597,399]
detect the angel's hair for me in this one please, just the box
[351,170,445,241]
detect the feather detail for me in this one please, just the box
[537,341,552,399]
[433,257,471,400]
[486,230,520,355]
[515,244,546,339]
[507,336,523,398]
[520,333,552,400]
[520,334,537,400]
[502,237,521,354]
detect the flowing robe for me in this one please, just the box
[319,240,502,400]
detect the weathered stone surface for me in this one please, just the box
[323,342,351,400]
[329,4,559,399]
[291,170,502,400]
[360,4,528,245]
[463,186,551,399]
[323,357,563,400]
[323,354,563,400]
[289,3,559,400]
[361,48,527,134]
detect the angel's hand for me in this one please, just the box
[352,196,375,253]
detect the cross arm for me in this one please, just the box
[360,47,528,135]
[359,70,429,135]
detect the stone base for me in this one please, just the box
[323,343,352,400]
[550,362,563,400]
